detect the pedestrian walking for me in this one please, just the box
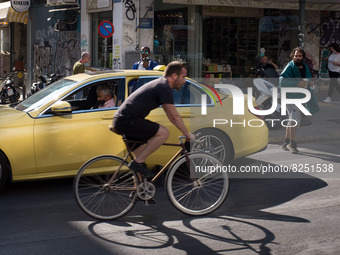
[324,43,340,103]
[279,47,319,153]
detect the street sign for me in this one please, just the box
[11,0,30,13]
[98,20,114,38]
[17,72,23,79]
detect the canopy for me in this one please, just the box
[0,1,28,24]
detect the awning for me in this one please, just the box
[0,1,28,25]
[162,0,340,11]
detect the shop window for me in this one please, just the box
[203,17,259,78]
[154,8,188,64]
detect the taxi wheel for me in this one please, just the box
[0,153,9,191]
[193,128,233,164]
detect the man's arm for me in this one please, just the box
[279,64,299,88]
[162,103,194,140]
[280,63,308,89]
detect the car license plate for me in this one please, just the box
[7,88,14,96]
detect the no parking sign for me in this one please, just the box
[98,20,114,38]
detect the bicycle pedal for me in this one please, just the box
[129,191,135,198]
[144,198,156,206]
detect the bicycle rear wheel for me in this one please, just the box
[166,153,229,216]
[74,155,138,220]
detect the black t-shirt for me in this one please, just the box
[115,77,174,119]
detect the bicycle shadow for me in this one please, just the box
[88,214,276,255]
[86,164,327,254]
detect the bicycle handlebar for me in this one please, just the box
[178,132,202,144]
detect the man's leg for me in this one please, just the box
[134,125,169,163]
[288,126,297,141]
[284,127,290,140]
[283,104,301,153]
[282,127,291,151]
[282,107,299,152]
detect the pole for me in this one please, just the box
[103,38,108,70]
[298,0,306,48]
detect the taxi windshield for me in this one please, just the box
[15,79,78,112]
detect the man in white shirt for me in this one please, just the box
[132,46,158,70]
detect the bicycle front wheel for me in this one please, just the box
[74,155,138,220]
[166,153,229,216]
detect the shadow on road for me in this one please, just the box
[0,158,328,254]
[85,166,326,254]
[88,215,275,254]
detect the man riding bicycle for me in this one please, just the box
[113,61,195,178]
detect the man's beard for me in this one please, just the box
[294,59,304,66]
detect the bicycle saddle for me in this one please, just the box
[109,126,121,135]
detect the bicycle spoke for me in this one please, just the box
[74,156,138,220]
[167,153,229,216]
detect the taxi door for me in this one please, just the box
[33,78,126,175]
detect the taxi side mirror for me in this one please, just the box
[50,101,72,114]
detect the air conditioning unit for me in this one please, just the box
[59,0,78,4]
[46,0,58,5]
[46,0,78,6]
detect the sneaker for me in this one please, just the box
[281,139,290,151]
[128,160,155,178]
[281,143,289,151]
[323,97,331,103]
[287,141,299,154]
[144,198,156,205]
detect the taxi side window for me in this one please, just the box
[128,77,159,95]
[172,81,212,106]
[61,78,125,111]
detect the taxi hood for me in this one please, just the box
[0,106,27,121]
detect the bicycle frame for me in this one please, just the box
[74,132,229,220]
[108,135,190,184]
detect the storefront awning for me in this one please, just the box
[0,1,28,25]
[162,0,340,11]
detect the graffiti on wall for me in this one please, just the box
[304,16,320,70]
[123,0,136,21]
[123,32,133,45]
[33,43,53,77]
[81,33,88,52]
[320,19,340,47]
[33,29,80,79]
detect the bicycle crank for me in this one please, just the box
[137,180,156,201]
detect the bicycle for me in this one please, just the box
[73,128,229,220]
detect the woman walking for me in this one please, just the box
[324,43,340,103]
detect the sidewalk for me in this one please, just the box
[269,83,340,144]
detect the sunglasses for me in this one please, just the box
[140,51,149,54]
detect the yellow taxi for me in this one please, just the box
[0,68,268,191]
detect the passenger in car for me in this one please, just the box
[96,85,116,109]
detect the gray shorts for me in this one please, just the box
[286,104,302,126]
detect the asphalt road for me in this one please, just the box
[0,141,339,255]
